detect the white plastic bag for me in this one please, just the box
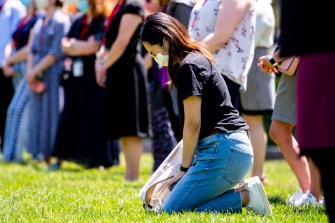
[139,140,183,211]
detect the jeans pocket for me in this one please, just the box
[195,142,218,164]
[222,146,253,185]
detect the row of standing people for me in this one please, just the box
[0,0,152,182]
[0,0,187,181]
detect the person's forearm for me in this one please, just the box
[202,0,250,53]
[182,124,200,168]
[7,46,29,65]
[62,39,100,56]
[31,54,57,76]
[103,39,127,69]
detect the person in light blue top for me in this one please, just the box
[2,0,43,162]
[0,0,26,153]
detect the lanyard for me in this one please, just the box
[79,15,90,40]
[102,2,123,45]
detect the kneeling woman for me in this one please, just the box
[140,12,271,216]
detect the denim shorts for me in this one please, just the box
[163,131,253,213]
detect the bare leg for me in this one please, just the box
[120,136,143,181]
[308,159,323,202]
[240,189,250,207]
[269,120,310,193]
[243,114,267,183]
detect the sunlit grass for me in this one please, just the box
[0,152,327,223]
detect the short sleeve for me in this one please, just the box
[66,14,83,38]
[123,1,144,17]
[177,63,203,100]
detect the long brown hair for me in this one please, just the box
[140,12,214,85]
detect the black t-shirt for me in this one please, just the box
[176,52,249,139]
[104,1,143,60]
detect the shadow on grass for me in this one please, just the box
[268,194,287,205]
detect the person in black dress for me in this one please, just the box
[49,0,114,170]
[95,0,150,181]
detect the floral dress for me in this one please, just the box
[188,0,256,91]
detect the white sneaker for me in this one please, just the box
[243,176,272,216]
[288,189,308,204]
[318,198,325,206]
[293,192,321,206]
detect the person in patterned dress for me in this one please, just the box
[26,0,70,164]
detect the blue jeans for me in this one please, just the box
[162,131,253,213]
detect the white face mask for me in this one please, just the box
[153,52,169,66]
[35,0,49,9]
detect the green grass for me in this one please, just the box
[0,153,327,223]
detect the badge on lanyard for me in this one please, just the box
[73,58,83,77]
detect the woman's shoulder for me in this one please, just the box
[123,0,144,15]
[71,12,85,22]
[181,52,211,67]
[53,9,71,25]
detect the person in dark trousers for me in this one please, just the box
[279,1,335,222]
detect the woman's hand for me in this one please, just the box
[2,61,15,77]
[26,70,43,93]
[166,170,186,191]
[257,55,279,75]
[95,59,107,88]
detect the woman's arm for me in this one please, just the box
[26,30,35,82]
[62,36,101,56]
[3,29,35,76]
[95,13,143,87]
[26,54,57,85]
[3,46,29,77]
[182,95,201,168]
[103,13,142,69]
[166,95,201,190]
[201,0,252,53]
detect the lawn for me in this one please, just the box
[0,152,327,223]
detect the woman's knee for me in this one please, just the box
[269,121,290,143]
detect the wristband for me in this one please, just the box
[269,57,279,68]
[180,164,189,172]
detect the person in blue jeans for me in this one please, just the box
[140,12,272,216]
